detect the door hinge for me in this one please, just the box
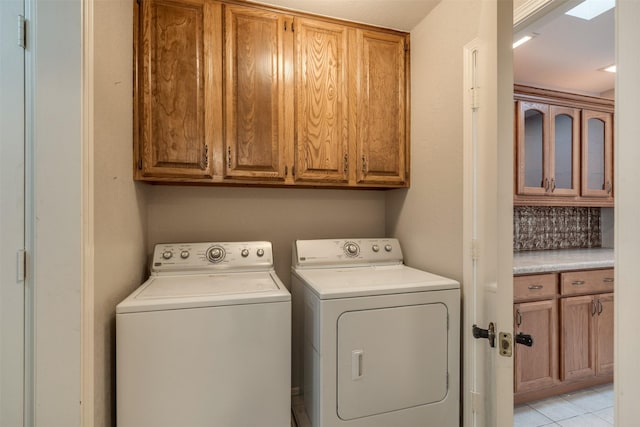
[471,49,479,110]
[18,15,26,49]
[471,86,480,110]
[17,250,26,281]
[471,391,482,414]
[471,239,480,260]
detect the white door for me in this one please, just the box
[462,1,514,426]
[0,1,26,426]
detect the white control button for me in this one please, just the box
[180,250,190,259]
[372,244,380,252]
[162,250,172,260]
[241,249,250,257]
[384,244,393,252]
[257,248,265,257]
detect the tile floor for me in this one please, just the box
[514,383,614,427]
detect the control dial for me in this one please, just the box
[206,246,226,263]
[180,250,190,259]
[384,244,393,252]
[241,249,250,258]
[162,250,173,260]
[343,242,360,257]
[372,244,380,253]
[257,248,265,257]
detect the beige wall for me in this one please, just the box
[386,0,482,282]
[146,186,386,289]
[93,1,148,426]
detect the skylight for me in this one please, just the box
[565,0,615,20]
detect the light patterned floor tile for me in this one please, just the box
[556,413,613,427]
[529,396,586,421]
[592,406,614,424]
[514,405,554,427]
[561,389,613,412]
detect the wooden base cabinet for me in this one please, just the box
[514,299,559,394]
[514,269,613,404]
[134,0,410,189]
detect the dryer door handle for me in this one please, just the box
[351,350,364,380]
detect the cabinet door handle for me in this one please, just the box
[227,146,232,169]
[362,155,367,174]
[528,284,543,290]
[598,299,603,315]
[344,154,348,174]
[571,280,585,286]
[606,181,612,194]
[516,309,522,327]
[604,277,614,283]
[550,178,556,192]
[591,300,597,316]
[544,178,549,191]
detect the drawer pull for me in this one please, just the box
[516,309,522,327]
[571,280,586,286]
[603,277,614,283]
[528,285,543,290]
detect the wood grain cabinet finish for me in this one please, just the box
[514,85,614,207]
[514,299,559,394]
[137,0,221,179]
[514,268,613,404]
[294,18,349,184]
[356,30,408,186]
[134,0,410,188]
[223,5,289,181]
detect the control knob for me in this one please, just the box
[206,246,225,263]
[372,244,380,253]
[344,242,359,257]
[241,249,250,258]
[162,250,172,260]
[384,244,393,252]
[257,248,265,257]
[180,250,190,259]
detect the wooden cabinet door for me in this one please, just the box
[294,18,349,184]
[138,0,220,179]
[581,109,613,199]
[595,293,614,376]
[356,30,407,186]
[224,5,290,181]
[560,295,596,381]
[516,101,549,196]
[514,300,559,394]
[548,106,580,197]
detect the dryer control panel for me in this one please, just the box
[293,238,403,268]
[151,241,273,274]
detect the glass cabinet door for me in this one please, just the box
[517,101,549,195]
[581,110,613,198]
[549,106,580,196]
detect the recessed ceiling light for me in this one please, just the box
[565,0,615,20]
[513,35,532,49]
[602,64,616,73]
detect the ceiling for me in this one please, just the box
[513,2,615,97]
[258,0,440,31]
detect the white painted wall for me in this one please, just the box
[146,186,386,289]
[615,1,640,423]
[92,1,148,426]
[28,0,82,425]
[386,0,483,281]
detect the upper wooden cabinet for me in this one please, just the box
[514,85,614,206]
[136,0,221,179]
[134,0,410,189]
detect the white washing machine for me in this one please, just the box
[117,241,291,427]
[291,238,460,427]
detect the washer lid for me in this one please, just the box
[293,265,459,299]
[116,271,290,313]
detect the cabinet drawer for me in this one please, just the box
[514,274,557,301]
[560,269,614,296]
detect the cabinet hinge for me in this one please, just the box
[137,159,142,170]
[17,250,26,281]
[18,15,26,49]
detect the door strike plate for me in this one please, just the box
[499,332,512,357]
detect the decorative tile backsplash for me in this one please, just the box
[514,206,601,251]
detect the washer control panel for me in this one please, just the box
[294,238,403,268]
[151,241,273,274]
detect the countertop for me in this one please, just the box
[513,248,614,275]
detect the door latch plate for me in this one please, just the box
[499,332,512,357]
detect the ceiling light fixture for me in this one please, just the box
[513,35,532,49]
[602,64,616,73]
[565,0,615,20]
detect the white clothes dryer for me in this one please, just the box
[117,241,290,427]
[291,238,460,427]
